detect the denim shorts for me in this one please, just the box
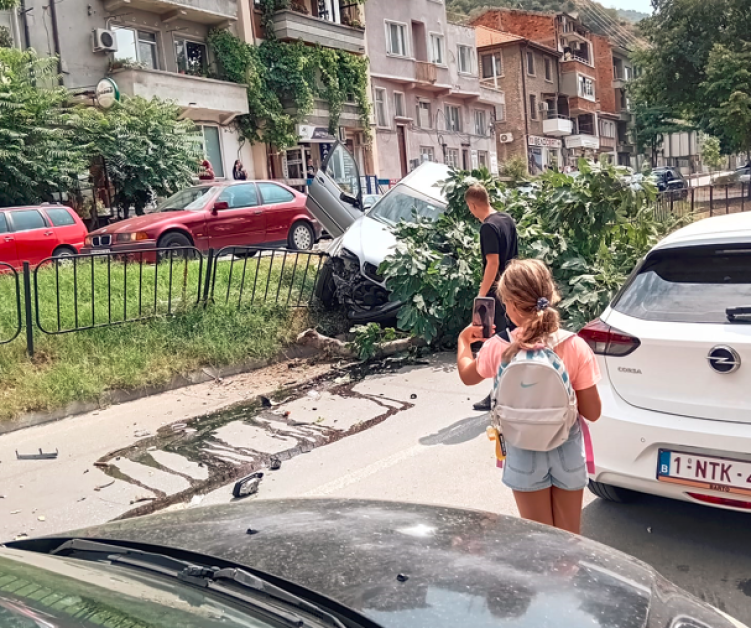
[502,422,587,492]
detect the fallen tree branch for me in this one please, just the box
[296,329,426,360]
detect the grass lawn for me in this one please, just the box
[0,251,324,421]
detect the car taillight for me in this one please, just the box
[578,319,641,357]
[687,492,751,510]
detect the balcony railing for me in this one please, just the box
[415,61,438,84]
[542,114,573,137]
[272,9,365,54]
[104,0,237,24]
[479,76,503,92]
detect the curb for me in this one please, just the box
[0,344,320,436]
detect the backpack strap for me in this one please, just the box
[549,330,576,348]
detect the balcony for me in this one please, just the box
[110,68,248,124]
[542,114,573,137]
[566,134,600,150]
[599,135,617,149]
[613,76,627,89]
[480,77,503,92]
[283,99,363,129]
[568,97,597,114]
[619,109,632,121]
[415,61,438,84]
[560,57,594,74]
[103,0,236,24]
[272,9,365,55]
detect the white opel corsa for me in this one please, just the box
[579,212,751,512]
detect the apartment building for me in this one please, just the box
[471,8,617,170]
[12,0,253,180]
[365,0,499,181]
[247,0,373,186]
[611,44,639,168]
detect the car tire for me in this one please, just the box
[288,221,315,251]
[52,246,76,258]
[157,232,195,260]
[588,480,635,503]
[314,258,337,308]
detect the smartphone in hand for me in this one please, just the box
[473,297,496,339]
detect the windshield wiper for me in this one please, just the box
[51,539,346,628]
[726,306,751,322]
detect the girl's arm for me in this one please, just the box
[576,386,602,422]
[457,325,488,386]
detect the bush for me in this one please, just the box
[381,160,690,343]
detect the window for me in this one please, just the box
[10,210,46,232]
[496,93,506,121]
[257,183,295,205]
[218,183,260,209]
[481,52,502,80]
[394,92,405,118]
[324,144,360,198]
[175,39,207,76]
[45,208,76,227]
[612,247,751,324]
[625,66,633,80]
[478,151,488,168]
[0,213,7,234]
[113,28,158,69]
[544,57,553,81]
[200,126,225,178]
[529,94,538,120]
[445,148,460,168]
[420,146,435,162]
[474,110,487,136]
[526,50,535,75]
[417,101,432,128]
[445,105,462,132]
[386,22,407,57]
[600,120,615,138]
[458,45,473,74]
[430,34,445,65]
[578,76,595,99]
[374,88,388,127]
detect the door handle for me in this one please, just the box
[253,209,263,215]
[4,237,13,242]
[44,231,54,236]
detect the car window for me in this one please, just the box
[0,213,8,234]
[369,188,446,226]
[612,246,751,324]
[218,184,259,209]
[324,144,360,199]
[10,210,46,232]
[45,207,77,227]
[158,186,216,212]
[257,183,295,205]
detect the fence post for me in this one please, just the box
[202,248,214,304]
[23,262,34,358]
[710,186,714,216]
[743,184,746,213]
[726,185,730,214]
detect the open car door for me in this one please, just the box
[306,142,363,238]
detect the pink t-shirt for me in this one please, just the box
[476,330,601,391]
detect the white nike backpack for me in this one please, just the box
[490,331,579,452]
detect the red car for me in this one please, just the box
[82,181,322,256]
[0,205,88,269]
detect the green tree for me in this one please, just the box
[629,95,688,167]
[701,43,751,158]
[77,97,203,217]
[0,48,86,207]
[0,0,19,9]
[700,135,724,177]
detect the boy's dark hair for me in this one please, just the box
[465,183,490,205]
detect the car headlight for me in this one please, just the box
[115,232,150,243]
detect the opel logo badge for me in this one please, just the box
[707,346,741,374]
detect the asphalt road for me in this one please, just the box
[204,354,751,623]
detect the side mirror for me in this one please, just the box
[212,201,229,214]
[340,191,361,209]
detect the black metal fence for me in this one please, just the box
[1,246,326,357]
[652,183,751,221]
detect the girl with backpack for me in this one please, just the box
[457,259,602,534]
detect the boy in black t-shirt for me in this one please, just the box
[465,183,519,411]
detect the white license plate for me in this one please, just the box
[657,449,751,496]
[96,248,110,254]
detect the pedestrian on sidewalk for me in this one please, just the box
[465,183,518,412]
[456,259,602,534]
[199,159,215,181]
[233,159,248,180]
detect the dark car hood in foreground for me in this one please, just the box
[15,499,737,628]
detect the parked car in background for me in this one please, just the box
[6,499,746,628]
[650,166,689,198]
[307,142,449,322]
[81,181,322,257]
[580,212,751,512]
[362,193,382,210]
[0,205,88,268]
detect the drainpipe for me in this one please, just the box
[520,43,530,170]
[19,0,31,49]
[48,0,63,84]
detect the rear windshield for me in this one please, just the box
[613,246,751,323]
[368,188,445,226]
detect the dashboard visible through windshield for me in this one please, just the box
[368,188,446,226]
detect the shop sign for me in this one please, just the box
[95,78,120,109]
[298,125,336,143]
[527,135,562,149]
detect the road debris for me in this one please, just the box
[134,430,151,438]
[410,394,417,400]
[171,423,187,432]
[94,480,115,492]
[232,472,264,499]
[10,510,20,515]
[94,461,110,469]
[397,574,409,582]
[269,457,282,470]
[130,495,155,505]
[14,533,28,541]
[37,516,46,522]
[16,448,58,460]
[246,528,259,535]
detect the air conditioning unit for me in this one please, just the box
[539,102,549,112]
[498,133,513,144]
[338,126,347,142]
[93,29,117,53]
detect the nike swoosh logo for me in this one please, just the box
[520,382,537,389]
